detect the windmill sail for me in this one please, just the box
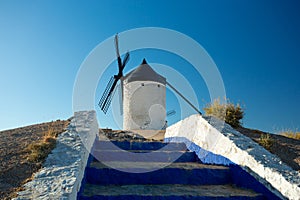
[115,34,122,67]
[122,52,130,71]
[99,76,114,108]
[99,76,119,114]
[102,82,118,114]
[98,34,130,114]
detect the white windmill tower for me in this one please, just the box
[122,58,166,130]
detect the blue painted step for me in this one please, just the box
[93,140,187,151]
[80,196,264,200]
[79,184,265,200]
[92,150,198,162]
[86,162,231,185]
[78,139,267,200]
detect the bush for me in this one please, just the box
[204,99,244,127]
[258,134,273,150]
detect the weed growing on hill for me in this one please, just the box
[258,134,273,150]
[26,122,61,162]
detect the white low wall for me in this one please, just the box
[165,114,300,200]
[14,110,98,200]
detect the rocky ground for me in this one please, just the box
[99,129,156,142]
[0,123,299,199]
[0,120,69,200]
[236,127,300,171]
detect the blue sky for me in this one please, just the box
[0,0,299,133]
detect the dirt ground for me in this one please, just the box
[236,126,300,171]
[0,123,299,199]
[0,120,69,200]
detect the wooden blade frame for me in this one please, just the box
[99,76,119,114]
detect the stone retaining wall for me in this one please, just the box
[14,110,98,200]
[165,114,300,200]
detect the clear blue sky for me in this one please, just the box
[0,0,299,133]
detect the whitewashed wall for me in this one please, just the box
[123,81,166,130]
[165,114,300,200]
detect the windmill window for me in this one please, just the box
[141,83,144,86]
[158,84,160,87]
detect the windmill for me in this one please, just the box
[98,34,130,114]
[98,34,202,130]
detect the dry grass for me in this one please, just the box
[280,131,300,140]
[25,122,62,162]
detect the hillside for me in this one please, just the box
[236,127,300,171]
[0,121,299,199]
[0,120,69,200]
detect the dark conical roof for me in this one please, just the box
[124,58,166,84]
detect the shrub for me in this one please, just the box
[204,99,244,127]
[258,134,273,150]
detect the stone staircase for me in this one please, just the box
[78,139,267,199]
